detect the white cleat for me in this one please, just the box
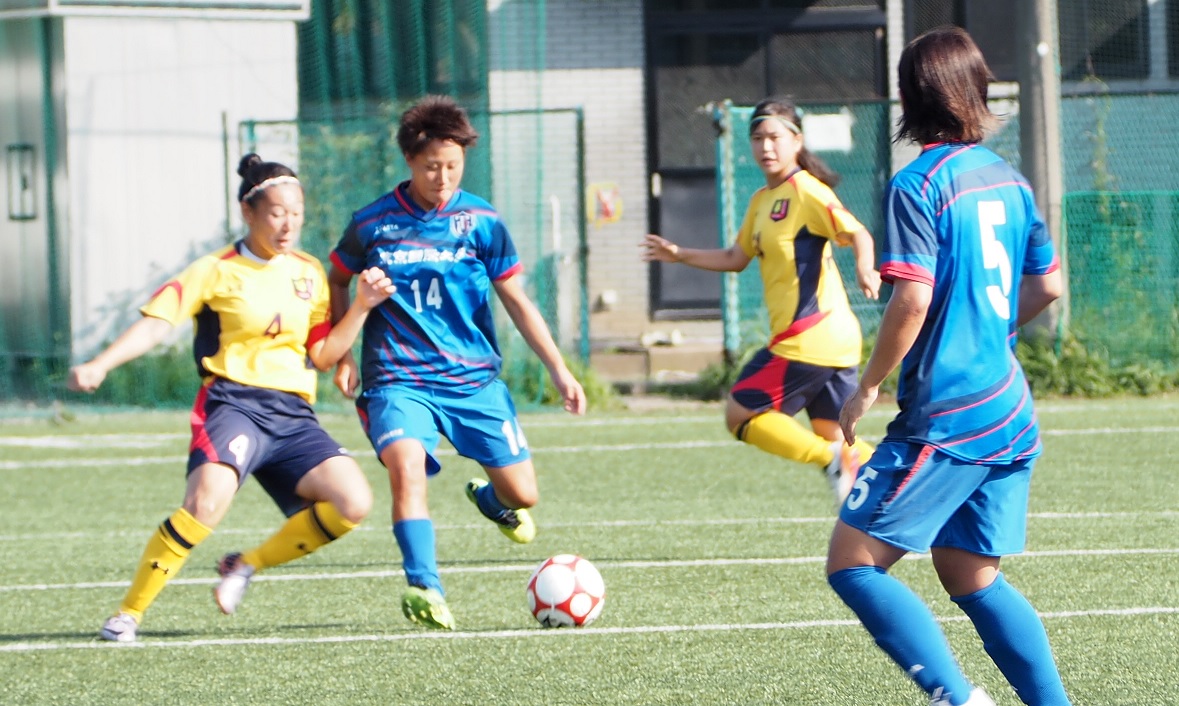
[213,552,256,615]
[98,612,139,643]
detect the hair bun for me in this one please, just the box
[237,153,263,178]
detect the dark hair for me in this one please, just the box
[236,153,297,203]
[896,26,998,145]
[749,97,840,188]
[396,95,479,158]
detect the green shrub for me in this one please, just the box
[501,353,623,411]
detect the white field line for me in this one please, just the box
[4,424,1178,472]
[5,546,1179,594]
[3,509,1178,544]
[1,605,1177,653]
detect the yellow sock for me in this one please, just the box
[119,508,212,621]
[738,411,835,468]
[240,502,357,571]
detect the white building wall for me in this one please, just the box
[491,0,656,345]
[63,17,297,356]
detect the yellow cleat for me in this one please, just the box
[465,478,537,544]
[401,586,455,630]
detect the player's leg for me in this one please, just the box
[827,443,994,705]
[100,461,238,641]
[213,421,373,615]
[100,385,254,641]
[729,350,844,471]
[807,366,873,503]
[934,462,1072,706]
[436,380,538,543]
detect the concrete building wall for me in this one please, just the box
[62,17,297,356]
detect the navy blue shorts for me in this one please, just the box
[189,378,348,517]
[730,348,858,421]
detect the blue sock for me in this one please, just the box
[393,519,442,594]
[829,566,975,705]
[473,481,511,520]
[952,573,1072,706]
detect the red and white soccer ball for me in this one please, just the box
[526,554,605,628]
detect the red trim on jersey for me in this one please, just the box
[930,367,1016,418]
[921,144,976,197]
[943,384,1030,448]
[769,310,828,347]
[149,280,182,302]
[886,444,934,503]
[220,247,239,260]
[188,383,219,462]
[494,262,524,282]
[329,251,357,276]
[880,262,935,287]
[935,181,1030,216]
[306,321,331,348]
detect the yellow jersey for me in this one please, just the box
[735,169,865,368]
[141,242,331,403]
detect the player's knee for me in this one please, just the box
[724,400,754,438]
[336,483,373,524]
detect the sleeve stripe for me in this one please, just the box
[493,262,524,282]
[305,321,331,348]
[880,262,935,286]
[329,251,357,276]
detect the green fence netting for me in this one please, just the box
[715,94,1179,370]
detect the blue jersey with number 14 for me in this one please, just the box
[331,183,522,392]
[879,143,1059,463]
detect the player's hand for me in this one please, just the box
[857,266,882,300]
[551,367,587,415]
[67,361,107,393]
[334,352,360,399]
[355,267,396,310]
[641,234,681,263]
[839,383,878,444]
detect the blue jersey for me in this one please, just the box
[331,183,522,392]
[879,143,1059,463]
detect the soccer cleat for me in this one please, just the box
[401,586,455,630]
[213,552,256,615]
[99,612,139,643]
[465,478,536,544]
[930,688,995,706]
[824,439,872,506]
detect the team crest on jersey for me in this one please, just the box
[450,211,476,237]
[292,277,314,300]
[769,198,790,221]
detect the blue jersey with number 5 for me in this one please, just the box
[331,183,522,392]
[878,143,1059,463]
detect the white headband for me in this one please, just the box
[241,175,300,202]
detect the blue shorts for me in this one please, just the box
[730,348,858,420]
[356,379,529,475]
[838,440,1033,556]
[189,379,348,517]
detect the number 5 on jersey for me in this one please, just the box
[978,200,1012,320]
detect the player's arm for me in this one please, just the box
[642,234,751,273]
[327,262,362,397]
[67,315,173,392]
[308,267,394,371]
[847,228,881,300]
[493,274,586,415]
[1017,269,1062,327]
[840,278,932,442]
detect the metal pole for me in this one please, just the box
[1017,0,1068,337]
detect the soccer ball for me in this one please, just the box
[526,554,605,628]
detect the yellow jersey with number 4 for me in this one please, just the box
[140,242,331,403]
[735,169,865,368]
